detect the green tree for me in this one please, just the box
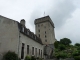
[58,44,65,51]
[75,43,80,46]
[60,38,72,45]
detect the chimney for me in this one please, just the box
[20,19,25,26]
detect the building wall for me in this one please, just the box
[0,15,44,60]
[35,18,56,45]
[19,33,43,59]
[0,16,19,57]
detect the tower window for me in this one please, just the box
[45,31,46,34]
[44,26,46,28]
[38,29,40,32]
[38,24,40,27]
[45,35,46,38]
[45,39,47,42]
[39,34,40,37]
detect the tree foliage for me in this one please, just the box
[60,38,72,45]
[53,38,80,59]
[75,43,80,46]
[58,44,65,51]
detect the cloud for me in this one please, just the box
[29,0,76,29]
[0,0,79,44]
[55,8,80,44]
[28,9,42,33]
[28,0,79,44]
[48,0,76,28]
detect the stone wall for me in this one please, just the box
[0,15,19,60]
[0,15,44,60]
[19,33,43,59]
[35,16,56,44]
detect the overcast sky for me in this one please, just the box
[0,0,80,44]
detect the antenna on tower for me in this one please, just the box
[44,11,45,17]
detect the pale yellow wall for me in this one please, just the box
[19,33,43,59]
[35,21,56,44]
[0,16,19,56]
[0,16,44,60]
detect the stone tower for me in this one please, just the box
[34,16,56,45]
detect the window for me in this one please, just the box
[45,35,46,37]
[32,47,34,55]
[39,49,40,55]
[35,36,36,40]
[41,50,42,58]
[41,24,43,26]
[27,45,29,54]
[39,34,40,37]
[32,35,33,38]
[38,29,40,32]
[45,39,47,42]
[38,24,40,27]
[35,48,37,57]
[44,26,46,28]
[27,31,29,35]
[21,43,25,59]
[45,31,46,34]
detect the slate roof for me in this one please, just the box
[18,22,43,45]
[0,15,43,45]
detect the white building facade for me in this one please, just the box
[0,15,43,60]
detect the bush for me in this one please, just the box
[74,56,80,60]
[39,58,43,60]
[31,56,36,60]
[2,51,18,60]
[36,57,43,60]
[25,55,31,60]
[36,57,39,59]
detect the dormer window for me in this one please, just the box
[38,24,40,27]
[32,34,33,38]
[27,31,29,35]
[35,36,36,40]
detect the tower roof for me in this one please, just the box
[34,15,55,28]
